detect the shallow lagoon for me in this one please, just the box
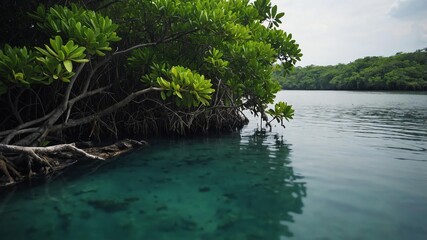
[0,91,426,239]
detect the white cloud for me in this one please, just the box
[413,21,427,42]
[389,0,427,19]
[271,0,427,66]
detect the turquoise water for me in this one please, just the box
[1,91,427,239]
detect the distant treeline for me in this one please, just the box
[273,49,427,90]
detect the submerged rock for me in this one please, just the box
[74,188,98,196]
[86,199,130,213]
[198,186,210,192]
[124,197,140,203]
[156,205,168,212]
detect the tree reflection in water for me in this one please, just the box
[213,131,308,238]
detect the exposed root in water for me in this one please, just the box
[0,139,146,187]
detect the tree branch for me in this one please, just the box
[65,85,112,123]
[113,28,199,56]
[2,28,198,145]
[113,42,158,55]
[7,89,23,124]
[63,62,87,109]
[52,87,163,131]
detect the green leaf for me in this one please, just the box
[272,5,277,17]
[45,45,58,57]
[40,140,51,147]
[95,50,106,56]
[13,72,24,80]
[58,50,65,61]
[68,47,86,59]
[75,22,82,32]
[63,60,73,72]
[35,47,50,57]
[175,91,183,99]
[72,58,89,63]
[52,36,63,52]
[276,12,285,19]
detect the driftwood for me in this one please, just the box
[0,139,146,187]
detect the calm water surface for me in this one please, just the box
[0,91,426,239]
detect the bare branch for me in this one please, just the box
[7,90,23,124]
[113,42,157,55]
[65,85,113,123]
[52,87,163,131]
[113,29,199,56]
[63,63,87,109]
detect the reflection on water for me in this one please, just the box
[274,91,427,240]
[1,91,426,240]
[0,132,306,239]
[237,132,306,238]
[304,105,427,162]
[277,91,427,163]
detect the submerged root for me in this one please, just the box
[0,156,22,184]
[0,139,145,187]
[0,143,104,186]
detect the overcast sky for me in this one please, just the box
[271,0,427,66]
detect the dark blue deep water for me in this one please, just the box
[0,91,426,239]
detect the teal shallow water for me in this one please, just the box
[1,91,427,239]
[0,135,303,239]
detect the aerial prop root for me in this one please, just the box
[0,143,104,184]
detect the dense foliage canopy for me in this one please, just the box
[0,0,301,147]
[273,49,427,90]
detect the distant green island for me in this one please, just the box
[273,49,427,90]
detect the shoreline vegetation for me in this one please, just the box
[0,0,300,187]
[273,49,427,91]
